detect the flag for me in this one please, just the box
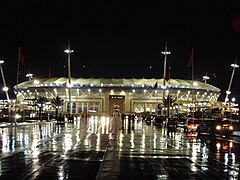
[18,48,25,66]
[187,50,193,68]
[153,82,157,89]
[233,16,240,32]
[17,47,26,84]
[49,67,51,78]
[164,67,171,81]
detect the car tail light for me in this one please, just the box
[216,125,221,130]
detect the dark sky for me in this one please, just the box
[0,0,240,101]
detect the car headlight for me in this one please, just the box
[216,125,221,130]
[229,126,233,130]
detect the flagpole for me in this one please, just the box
[16,47,20,85]
[191,49,194,84]
[191,48,195,118]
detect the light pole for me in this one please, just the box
[203,74,209,83]
[64,40,74,114]
[161,42,171,117]
[161,42,171,87]
[225,63,239,102]
[26,73,33,81]
[0,60,9,101]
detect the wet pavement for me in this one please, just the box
[0,116,240,179]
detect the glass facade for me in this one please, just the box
[67,102,101,114]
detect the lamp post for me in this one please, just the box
[161,42,171,117]
[203,75,209,83]
[64,40,74,114]
[26,73,33,81]
[161,42,171,87]
[225,63,239,102]
[0,60,9,101]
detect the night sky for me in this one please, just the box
[0,1,240,101]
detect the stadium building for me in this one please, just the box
[14,77,221,117]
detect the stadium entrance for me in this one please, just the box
[109,95,125,115]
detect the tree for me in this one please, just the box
[162,95,176,117]
[51,96,64,120]
[35,96,47,121]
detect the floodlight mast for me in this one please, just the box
[0,60,9,101]
[225,62,239,102]
[64,40,74,114]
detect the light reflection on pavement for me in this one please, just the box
[0,116,239,179]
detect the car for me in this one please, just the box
[144,114,155,125]
[153,115,165,126]
[185,119,202,133]
[176,118,188,129]
[196,119,215,135]
[166,118,178,134]
[197,119,233,136]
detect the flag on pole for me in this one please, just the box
[187,50,193,68]
[153,82,157,89]
[18,48,25,65]
[16,47,26,84]
[233,16,240,32]
[48,67,51,78]
[164,67,171,81]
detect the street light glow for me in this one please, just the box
[161,51,171,55]
[64,49,74,54]
[26,73,33,77]
[231,63,239,68]
[193,82,198,87]
[0,60,4,64]
[2,86,8,92]
[34,80,40,85]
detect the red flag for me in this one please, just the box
[187,51,193,68]
[17,47,26,84]
[153,82,158,89]
[233,16,240,32]
[18,48,25,66]
[49,67,51,78]
[164,67,171,81]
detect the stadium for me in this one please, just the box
[13,77,222,117]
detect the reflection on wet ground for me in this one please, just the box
[0,116,239,179]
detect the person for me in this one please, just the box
[131,113,135,130]
[113,109,120,118]
[121,113,125,129]
[167,118,177,136]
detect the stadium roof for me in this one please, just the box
[14,77,221,92]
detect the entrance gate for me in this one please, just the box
[109,95,125,115]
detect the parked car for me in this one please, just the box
[176,118,188,129]
[153,115,165,126]
[166,118,178,135]
[144,114,155,125]
[196,119,215,135]
[185,119,202,133]
[197,119,233,136]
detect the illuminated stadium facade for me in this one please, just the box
[13,77,222,116]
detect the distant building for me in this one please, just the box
[14,77,221,116]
